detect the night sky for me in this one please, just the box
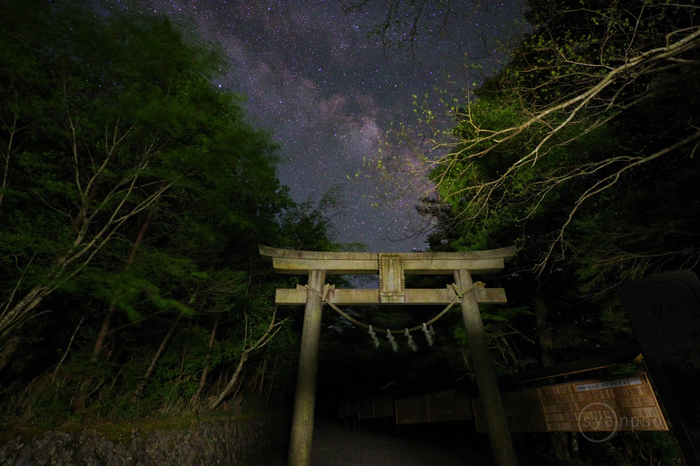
[104,0,525,252]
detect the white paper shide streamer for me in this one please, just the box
[421,323,434,347]
[368,325,380,348]
[404,328,418,352]
[386,329,398,352]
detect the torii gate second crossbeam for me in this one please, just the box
[259,245,519,466]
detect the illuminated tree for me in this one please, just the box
[374,0,700,281]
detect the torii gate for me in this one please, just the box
[259,245,519,466]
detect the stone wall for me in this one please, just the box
[0,416,287,465]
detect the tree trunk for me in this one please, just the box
[533,295,555,367]
[265,354,279,403]
[208,311,283,410]
[257,358,268,397]
[92,211,152,361]
[0,285,47,343]
[209,351,248,410]
[192,314,220,404]
[92,306,117,363]
[74,212,153,411]
[52,316,84,381]
[143,311,184,380]
[0,333,23,377]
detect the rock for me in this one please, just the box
[0,416,286,465]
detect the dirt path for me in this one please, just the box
[250,419,494,465]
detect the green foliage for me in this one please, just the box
[0,0,337,428]
[418,0,700,298]
[408,3,699,461]
[573,430,684,466]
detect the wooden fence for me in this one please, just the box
[340,372,668,433]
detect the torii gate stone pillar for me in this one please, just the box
[289,268,325,465]
[259,245,519,466]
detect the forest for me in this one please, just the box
[1,0,699,465]
[361,0,700,463]
[0,0,337,424]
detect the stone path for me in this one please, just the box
[250,419,494,466]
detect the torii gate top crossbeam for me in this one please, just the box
[258,245,517,275]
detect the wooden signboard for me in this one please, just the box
[473,373,667,434]
[379,254,405,303]
[395,390,472,425]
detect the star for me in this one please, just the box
[98,0,524,252]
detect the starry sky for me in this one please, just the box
[107,0,525,252]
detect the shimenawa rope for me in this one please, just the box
[303,281,485,334]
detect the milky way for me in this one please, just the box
[104,0,524,252]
